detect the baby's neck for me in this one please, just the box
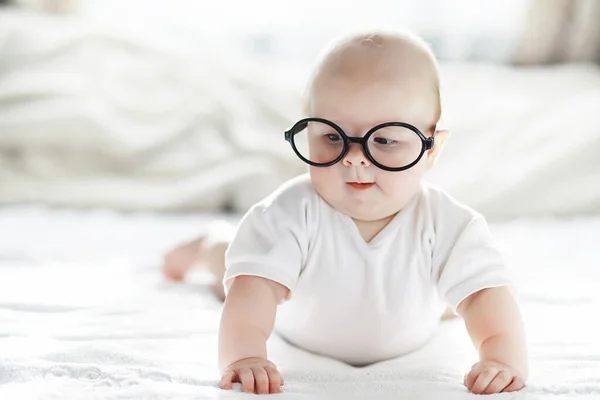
[353,213,397,243]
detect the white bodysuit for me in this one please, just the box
[223,174,512,366]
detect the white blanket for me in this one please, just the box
[1,208,599,399]
[1,11,600,219]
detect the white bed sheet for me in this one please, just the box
[0,207,599,399]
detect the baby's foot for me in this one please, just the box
[161,237,204,281]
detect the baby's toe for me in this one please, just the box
[161,258,187,281]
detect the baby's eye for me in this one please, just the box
[325,133,342,142]
[373,137,396,145]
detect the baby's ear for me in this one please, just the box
[427,128,449,168]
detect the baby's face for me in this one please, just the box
[308,72,440,222]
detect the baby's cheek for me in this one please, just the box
[379,170,421,200]
[308,167,325,187]
[309,167,337,197]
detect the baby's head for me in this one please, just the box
[292,29,447,222]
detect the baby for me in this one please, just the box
[163,28,528,395]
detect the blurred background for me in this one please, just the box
[0,0,599,219]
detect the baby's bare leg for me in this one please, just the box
[162,220,234,301]
[162,237,204,281]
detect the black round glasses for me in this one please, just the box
[284,117,435,172]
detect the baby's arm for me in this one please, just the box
[218,275,289,394]
[457,286,528,394]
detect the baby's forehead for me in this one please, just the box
[312,77,439,133]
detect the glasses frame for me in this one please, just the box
[284,117,435,172]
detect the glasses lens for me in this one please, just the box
[367,125,424,169]
[292,121,345,165]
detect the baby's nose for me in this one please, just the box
[342,143,371,167]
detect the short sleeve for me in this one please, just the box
[222,200,306,299]
[432,214,512,313]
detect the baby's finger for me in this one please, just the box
[252,367,270,395]
[503,376,526,392]
[484,371,513,394]
[265,366,283,393]
[238,368,255,393]
[470,369,498,394]
[219,370,235,390]
[463,369,478,391]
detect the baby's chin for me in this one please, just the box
[314,187,393,221]
[346,207,396,222]
[333,199,397,222]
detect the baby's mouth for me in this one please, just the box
[347,182,375,190]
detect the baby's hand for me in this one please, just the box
[220,357,284,394]
[464,360,525,394]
